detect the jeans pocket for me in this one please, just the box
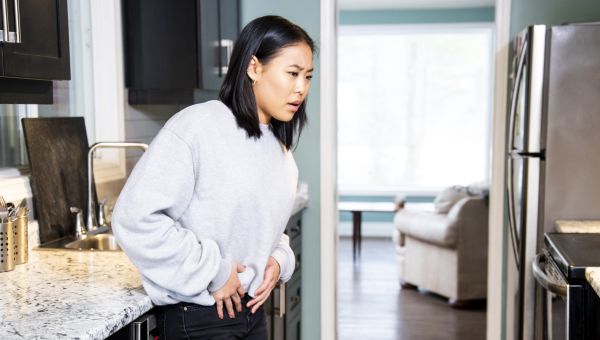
[182,303,245,336]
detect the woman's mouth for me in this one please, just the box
[287,101,302,112]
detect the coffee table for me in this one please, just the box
[338,201,398,261]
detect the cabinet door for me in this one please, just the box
[198,0,238,91]
[0,0,70,80]
[197,0,220,90]
[124,0,197,90]
[218,0,238,77]
[285,313,301,340]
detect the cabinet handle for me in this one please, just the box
[1,0,8,42]
[273,282,286,317]
[12,0,20,43]
[220,39,234,75]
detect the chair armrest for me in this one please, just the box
[393,209,457,247]
[450,196,489,255]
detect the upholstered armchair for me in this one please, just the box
[392,185,489,306]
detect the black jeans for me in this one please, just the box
[157,295,267,340]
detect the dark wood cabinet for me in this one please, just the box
[0,0,70,103]
[123,0,240,104]
[266,210,304,340]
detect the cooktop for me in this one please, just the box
[544,233,600,281]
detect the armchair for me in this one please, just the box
[392,186,489,305]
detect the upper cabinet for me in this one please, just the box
[123,0,240,105]
[0,0,71,103]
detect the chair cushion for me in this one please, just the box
[433,186,468,214]
[394,209,457,248]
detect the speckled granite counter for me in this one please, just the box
[586,268,600,298]
[555,220,600,233]
[0,248,152,340]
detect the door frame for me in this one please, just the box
[320,0,338,339]
[320,0,513,338]
[487,0,512,339]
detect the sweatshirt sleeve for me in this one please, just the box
[270,233,295,283]
[112,128,231,299]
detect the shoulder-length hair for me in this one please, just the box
[218,15,315,150]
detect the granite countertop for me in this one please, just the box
[555,220,600,233]
[586,268,600,298]
[0,248,152,340]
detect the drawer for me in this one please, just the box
[286,273,301,316]
[285,312,301,340]
[292,244,301,276]
[285,213,302,245]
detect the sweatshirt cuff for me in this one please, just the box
[208,259,232,293]
[271,248,291,282]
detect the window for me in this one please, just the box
[337,24,494,193]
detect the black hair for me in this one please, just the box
[218,15,315,150]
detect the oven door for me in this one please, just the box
[533,253,567,340]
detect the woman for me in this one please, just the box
[112,15,314,339]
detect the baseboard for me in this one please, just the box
[338,221,395,238]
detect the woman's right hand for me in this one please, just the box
[212,261,246,319]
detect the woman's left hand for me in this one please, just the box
[247,256,281,313]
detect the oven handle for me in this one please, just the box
[532,253,567,297]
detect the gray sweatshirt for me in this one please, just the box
[112,100,298,306]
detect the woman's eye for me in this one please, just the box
[289,72,299,77]
[306,75,313,80]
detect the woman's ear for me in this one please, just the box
[247,56,262,83]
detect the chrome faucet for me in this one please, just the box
[87,142,148,232]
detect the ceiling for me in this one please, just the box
[338,0,495,10]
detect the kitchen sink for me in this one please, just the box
[64,233,121,251]
[38,231,122,251]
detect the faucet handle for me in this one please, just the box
[97,198,108,227]
[70,207,86,239]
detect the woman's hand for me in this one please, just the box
[247,256,281,313]
[212,261,246,319]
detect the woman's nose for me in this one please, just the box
[295,79,309,95]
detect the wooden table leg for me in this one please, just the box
[352,211,362,261]
[357,211,362,256]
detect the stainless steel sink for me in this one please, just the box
[38,231,122,251]
[64,233,121,251]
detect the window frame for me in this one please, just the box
[337,22,495,194]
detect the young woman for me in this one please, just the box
[112,15,314,339]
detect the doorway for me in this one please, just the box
[334,1,496,339]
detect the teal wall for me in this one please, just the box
[510,0,600,38]
[239,3,320,340]
[340,7,495,25]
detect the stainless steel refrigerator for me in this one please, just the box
[507,23,600,340]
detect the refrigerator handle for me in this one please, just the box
[507,40,529,152]
[506,156,521,269]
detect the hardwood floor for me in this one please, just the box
[337,236,486,340]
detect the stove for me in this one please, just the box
[534,233,600,339]
[544,233,600,281]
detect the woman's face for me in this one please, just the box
[248,42,314,124]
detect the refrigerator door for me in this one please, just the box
[542,24,600,233]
